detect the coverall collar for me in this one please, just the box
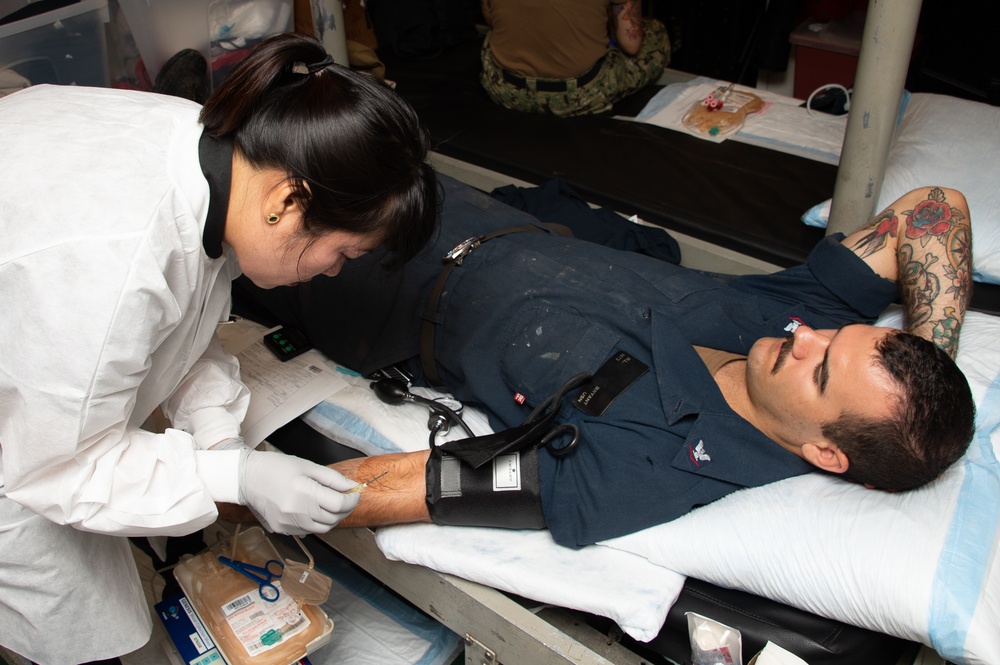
[198,131,233,259]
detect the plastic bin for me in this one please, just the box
[175,526,334,665]
[789,12,864,100]
[0,0,111,87]
[117,0,292,87]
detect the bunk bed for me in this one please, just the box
[246,164,999,665]
[236,1,999,662]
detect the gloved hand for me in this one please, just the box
[237,449,361,535]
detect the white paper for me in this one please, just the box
[218,320,349,447]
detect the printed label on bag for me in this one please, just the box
[221,580,311,657]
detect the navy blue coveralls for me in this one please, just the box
[233,175,900,548]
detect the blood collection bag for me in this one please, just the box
[682,83,765,142]
[281,535,333,606]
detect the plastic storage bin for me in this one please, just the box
[788,12,864,100]
[175,526,334,665]
[117,0,292,87]
[0,0,111,87]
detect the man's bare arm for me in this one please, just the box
[330,450,431,528]
[843,186,973,357]
[611,0,643,55]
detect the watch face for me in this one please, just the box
[434,398,463,413]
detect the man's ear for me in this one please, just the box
[801,440,849,474]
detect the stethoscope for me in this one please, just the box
[370,377,476,446]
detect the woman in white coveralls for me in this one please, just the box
[0,33,437,665]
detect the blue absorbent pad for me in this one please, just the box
[303,539,463,665]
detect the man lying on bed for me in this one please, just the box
[233,177,975,548]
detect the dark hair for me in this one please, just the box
[199,33,438,270]
[822,331,975,491]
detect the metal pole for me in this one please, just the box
[826,0,922,236]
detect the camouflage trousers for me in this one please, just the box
[480,19,669,117]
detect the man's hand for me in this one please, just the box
[844,186,973,358]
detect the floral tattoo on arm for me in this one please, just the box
[611,0,642,44]
[901,188,971,357]
[850,188,971,358]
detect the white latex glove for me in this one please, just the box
[238,449,360,535]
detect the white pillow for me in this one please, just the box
[803,93,1000,285]
[604,308,1000,665]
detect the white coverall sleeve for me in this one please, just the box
[1,232,249,537]
[162,333,252,450]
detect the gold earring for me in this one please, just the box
[266,213,280,225]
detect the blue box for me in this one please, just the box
[156,593,229,665]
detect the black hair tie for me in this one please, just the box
[292,54,335,75]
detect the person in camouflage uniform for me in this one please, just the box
[479,0,669,117]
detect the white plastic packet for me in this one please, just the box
[749,641,811,665]
[687,611,743,665]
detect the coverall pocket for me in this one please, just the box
[499,301,620,407]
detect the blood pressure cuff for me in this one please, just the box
[425,443,546,529]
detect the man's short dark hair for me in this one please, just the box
[822,330,975,491]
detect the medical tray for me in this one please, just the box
[174,526,334,665]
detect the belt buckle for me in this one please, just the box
[443,236,482,265]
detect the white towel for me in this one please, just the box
[374,523,684,642]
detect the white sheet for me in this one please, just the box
[375,524,684,642]
[310,540,464,665]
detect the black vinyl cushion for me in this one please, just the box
[653,578,910,664]
[586,577,913,664]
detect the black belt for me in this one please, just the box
[419,223,572,386]
[501,56,605,92]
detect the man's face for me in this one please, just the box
[745,324,900,446]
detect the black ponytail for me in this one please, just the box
[200,33,438,269]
